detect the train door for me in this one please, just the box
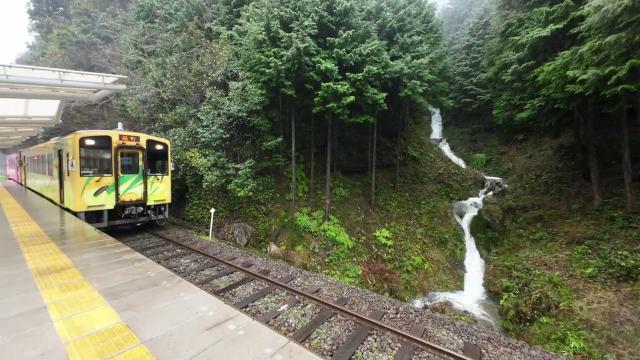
[20,153,26,186]
[57,149,64,204]
[116,148,146,203]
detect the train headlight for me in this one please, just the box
[84,139,96,146]
[154,144,164,150]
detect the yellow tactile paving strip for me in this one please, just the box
[0,185,154,360]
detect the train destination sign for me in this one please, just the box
[119,134,140,142]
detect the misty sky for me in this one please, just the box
[0,0,31,64]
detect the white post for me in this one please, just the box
[209,208,216,240]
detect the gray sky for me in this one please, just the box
[0,0,32,64]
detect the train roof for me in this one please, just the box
[17,129,169,152]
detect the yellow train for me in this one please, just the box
[5,130,171,227]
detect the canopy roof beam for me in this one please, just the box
[0,76,126,92]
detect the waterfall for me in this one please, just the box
[413,107,504,326]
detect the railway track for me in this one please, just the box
[116,229,482,360]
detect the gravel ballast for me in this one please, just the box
[116,224,560,360]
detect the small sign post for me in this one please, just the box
[209,208,216,240]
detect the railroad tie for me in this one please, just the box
[292,297,349,343]
[195,268,235,286]
[134,242,167,252]
[331,309,385,360]
[258,286,320,324]
[234,274,296,309]
[180,262,218,276]
[393,323,425,360]
[463,342,482,360]
[155,250,188,263]
[214,269,269,295]
[144,245,175,257]
[176,250,223,273]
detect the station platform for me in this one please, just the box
[0,180,321,360]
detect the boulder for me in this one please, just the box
[225,222,254,247]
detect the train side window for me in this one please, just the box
[146,140,168,175]
[120,151,139,174]
[80,136,112,177]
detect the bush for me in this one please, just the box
[295,208,354,249]
[498,264,572,326]
[284,163,309,198]
[571,243,640,282]
[326,248,361,285]
[294,208,320,235]
[529,317,600,358]
[469,153,488,171]
[373,228,394,247]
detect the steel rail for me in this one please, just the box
[144,230,474,360]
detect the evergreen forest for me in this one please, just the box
[12,0,640,357]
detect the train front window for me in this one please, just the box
[120,151,140,174]
[80,136,112,177]
[146,140,169,175]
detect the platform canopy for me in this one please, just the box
[0,64,126,149]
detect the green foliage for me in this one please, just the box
[398,255,430,274]
[445,0,494,117]
[320,217,355,249]
[373,228,394,247]
[294,208,321,235]
[498,262,572,326]
[468,153,488,171]
[295,208,354,249]
[571,243,640,282]
[325,247,362,285]
[285,163,310,199]
[529,317,600,358]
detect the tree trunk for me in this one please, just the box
[310,117,315,195]
[279,93,283,141]
[323,117,332,222]
[572,107,586,175]
[333,122,338,173]
[395,101,408,190]
[620,97,635,211]
[586,100,602,207]
[370,118,378,209]
[367,122,372,177]
[636,93,640,136]
[290,104,296,215]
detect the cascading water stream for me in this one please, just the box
[413,107,504,326]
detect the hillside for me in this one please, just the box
[180,114,485,302]
[446,119,640,358]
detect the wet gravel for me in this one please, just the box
[304,314,357,357]
[269,301,319,336]
[353,330,400,360]
[116,225,560,360]
[244,289,290,318]
[220,280,265,303]
[187,264,226,282]
[163,253,210,272]
[204,271,245,291]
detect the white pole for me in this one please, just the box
[209,208,216,240]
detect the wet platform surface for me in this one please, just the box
[0,180,321,360]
